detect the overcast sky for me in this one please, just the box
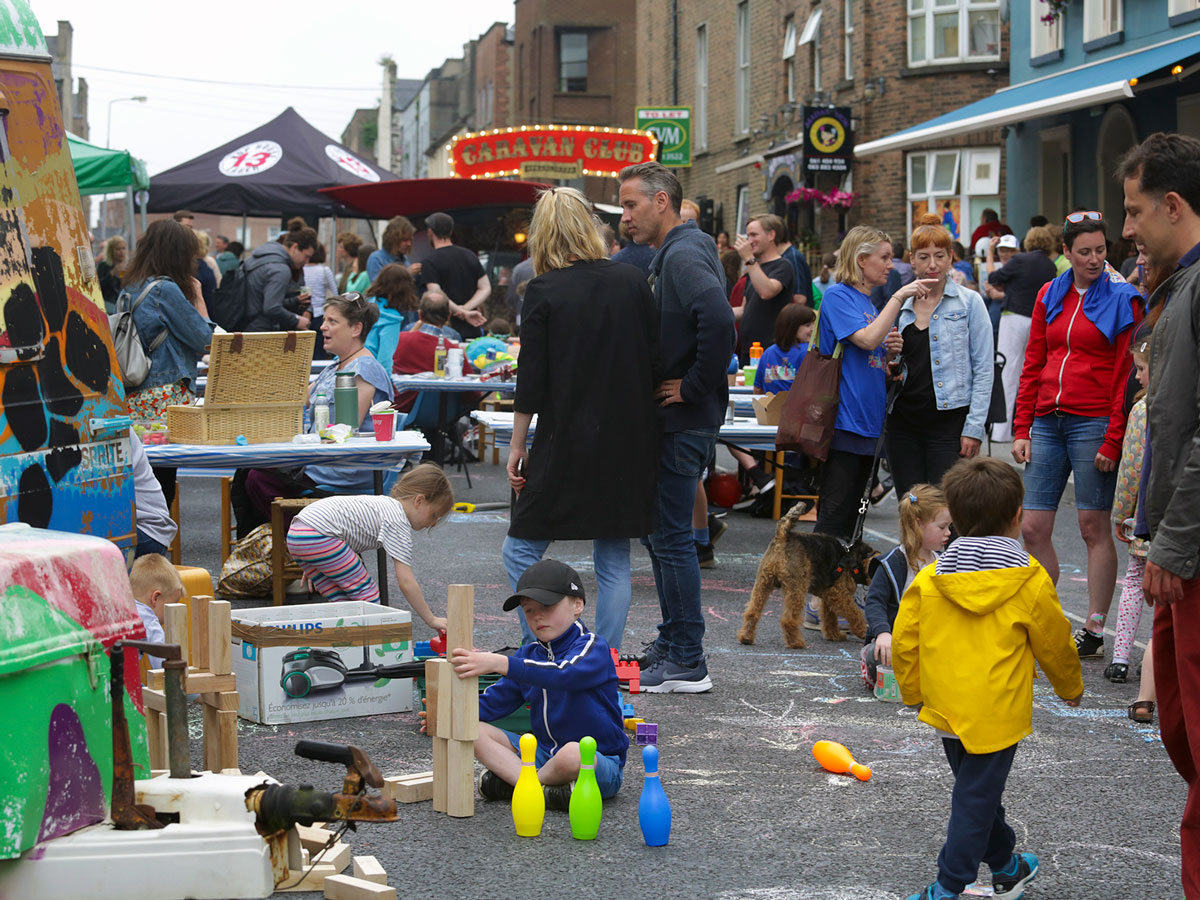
[36,0,514,177]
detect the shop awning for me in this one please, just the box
[856,32,1200,158]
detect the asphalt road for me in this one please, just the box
[174,447,1183,900]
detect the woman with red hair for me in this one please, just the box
[886,214,994,497]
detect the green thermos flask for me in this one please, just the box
[334,371,358,427]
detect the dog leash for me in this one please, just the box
[847,363,907,549]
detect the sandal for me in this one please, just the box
[1128,700,1156,723]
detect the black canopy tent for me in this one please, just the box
[146,107,397,218]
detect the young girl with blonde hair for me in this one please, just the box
[861,484,952,688]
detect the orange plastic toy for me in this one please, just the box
[812,740,872,781]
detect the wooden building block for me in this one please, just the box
[217,708,238,770]
[146,668,236,693]
[278,863,338,892]
[286,827,304,872]
[316,840,350,873]
[143,687,166,713]
[164,603,188,665]
[352,856,387,884]
[200,690,239,711]
[203,704,220,771]
[446,738,474,818]
[190,594,210,670]
[425,659,452,739]
[145,706,167,769]
[383,773,433,803]
[208,600,233,675]
[296,823,336,854]
[323,874,396,900]
[432,737,448,813]
[446,586,478,741]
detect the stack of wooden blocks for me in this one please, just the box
[143,596,238,773]
[279,823,396,898]
[424,584,477,818]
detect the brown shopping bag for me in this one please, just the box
[775,319,843,461]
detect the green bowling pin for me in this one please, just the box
[568,736,602,840]
[512,733,545,836]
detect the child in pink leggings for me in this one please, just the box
[286,463,453,633]
[1106,340,1156,723]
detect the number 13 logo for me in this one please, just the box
[219,140,283,177]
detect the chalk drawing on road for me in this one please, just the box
[715,887,907,900]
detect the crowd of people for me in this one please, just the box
[107,133,1200,898]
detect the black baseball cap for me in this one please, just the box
[502,559,586,611]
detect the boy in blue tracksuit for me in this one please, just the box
[449,559,628,810]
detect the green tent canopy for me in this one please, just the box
[67,132,149,196]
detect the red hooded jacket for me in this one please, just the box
[1013,281,1142,461]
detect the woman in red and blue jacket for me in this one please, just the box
[1011,213,1143,661]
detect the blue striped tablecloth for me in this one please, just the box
[392,374,516,394]
[469,411,780,452]
[143,432,430,470]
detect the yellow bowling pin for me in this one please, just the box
[512,733,545,836]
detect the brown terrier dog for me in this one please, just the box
[737,502,875,649]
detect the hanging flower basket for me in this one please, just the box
[1039,0,1069,23]
[785,186,858,209]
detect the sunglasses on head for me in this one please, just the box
[1065,211,1103,224]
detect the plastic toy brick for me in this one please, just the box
[610,648,641,693]
[635,722,658,746]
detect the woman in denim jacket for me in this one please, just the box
[122,218,214,422]
[887,214,994,497]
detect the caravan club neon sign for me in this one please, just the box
[447,125,658,180]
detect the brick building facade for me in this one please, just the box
[474,22,514,130]
[636,0,1010,255]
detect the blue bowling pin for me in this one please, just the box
[638,744,671,846]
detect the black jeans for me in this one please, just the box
[814,449,874,539]
[937,739,1018,894]
[886,408,967,498]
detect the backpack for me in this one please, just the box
[108,278,168,390]
[209,262,254,332]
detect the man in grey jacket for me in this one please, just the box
[245,228,316,332]
[1119,131,1200,900]
[619,161,734,693]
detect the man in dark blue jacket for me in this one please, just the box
[618,161,734,693]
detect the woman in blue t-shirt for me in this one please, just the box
[814,226,936,539]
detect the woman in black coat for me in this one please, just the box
[504,186,660,651]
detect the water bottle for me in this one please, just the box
[334,371,358,427]
[313,391,329,433]
[749,342,764,363]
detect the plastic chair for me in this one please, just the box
[400,390,474,488]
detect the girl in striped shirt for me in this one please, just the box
[286,463,454,631]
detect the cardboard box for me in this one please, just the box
[231,601,413,724]
[752,392,786,426]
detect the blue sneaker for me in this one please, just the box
[905,884,958,900]
[641,657,713,693]
[802,594,820,630]
[992,851,1038,900]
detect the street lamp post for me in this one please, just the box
[101,96,146,243]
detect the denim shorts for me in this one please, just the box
[1024,413,1117,512]
[502,728,624,799]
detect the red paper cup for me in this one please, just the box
[371,411,397,441]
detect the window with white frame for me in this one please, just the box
[906,147,1001,238]
[845,0,855,80]
[696,24,709,150]
[1084,0,1123,43]
[908,0,1001,66]
[1030,0,1063,57]
[1169,0,1200,15]
[799,5,822,93]
[737,2,751,133]
[783,17,797,103]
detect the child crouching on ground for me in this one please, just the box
[449,559,628,810]
[286,463,453,632]
[861,484,951,690]
[893,457,1083,900]
[128,553,184,670]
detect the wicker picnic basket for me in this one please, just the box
[167,331,315,445]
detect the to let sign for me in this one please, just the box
[448,126,657,180]
[802,106,853,173]
[635,107,691,167]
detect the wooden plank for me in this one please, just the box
[351,856,387,885]
[217,709,238,771]
[145,707,166,769]
[164,603,188,666]
[199,690,239,711]
[208,600,233,675]
[446,586,478,741]
[143,687,166,713]
[277,863,338,892]
[432,737,448,813]
[314,840,351,873]
[146,669,236,693]
[323,874,396,900]
[383,773,432,803]
[191,594,210,671]
[286,828,304,873]
[202,704,220,771]
[296,823,336,854]
[446,738,474,818]
[424,659,451,739]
